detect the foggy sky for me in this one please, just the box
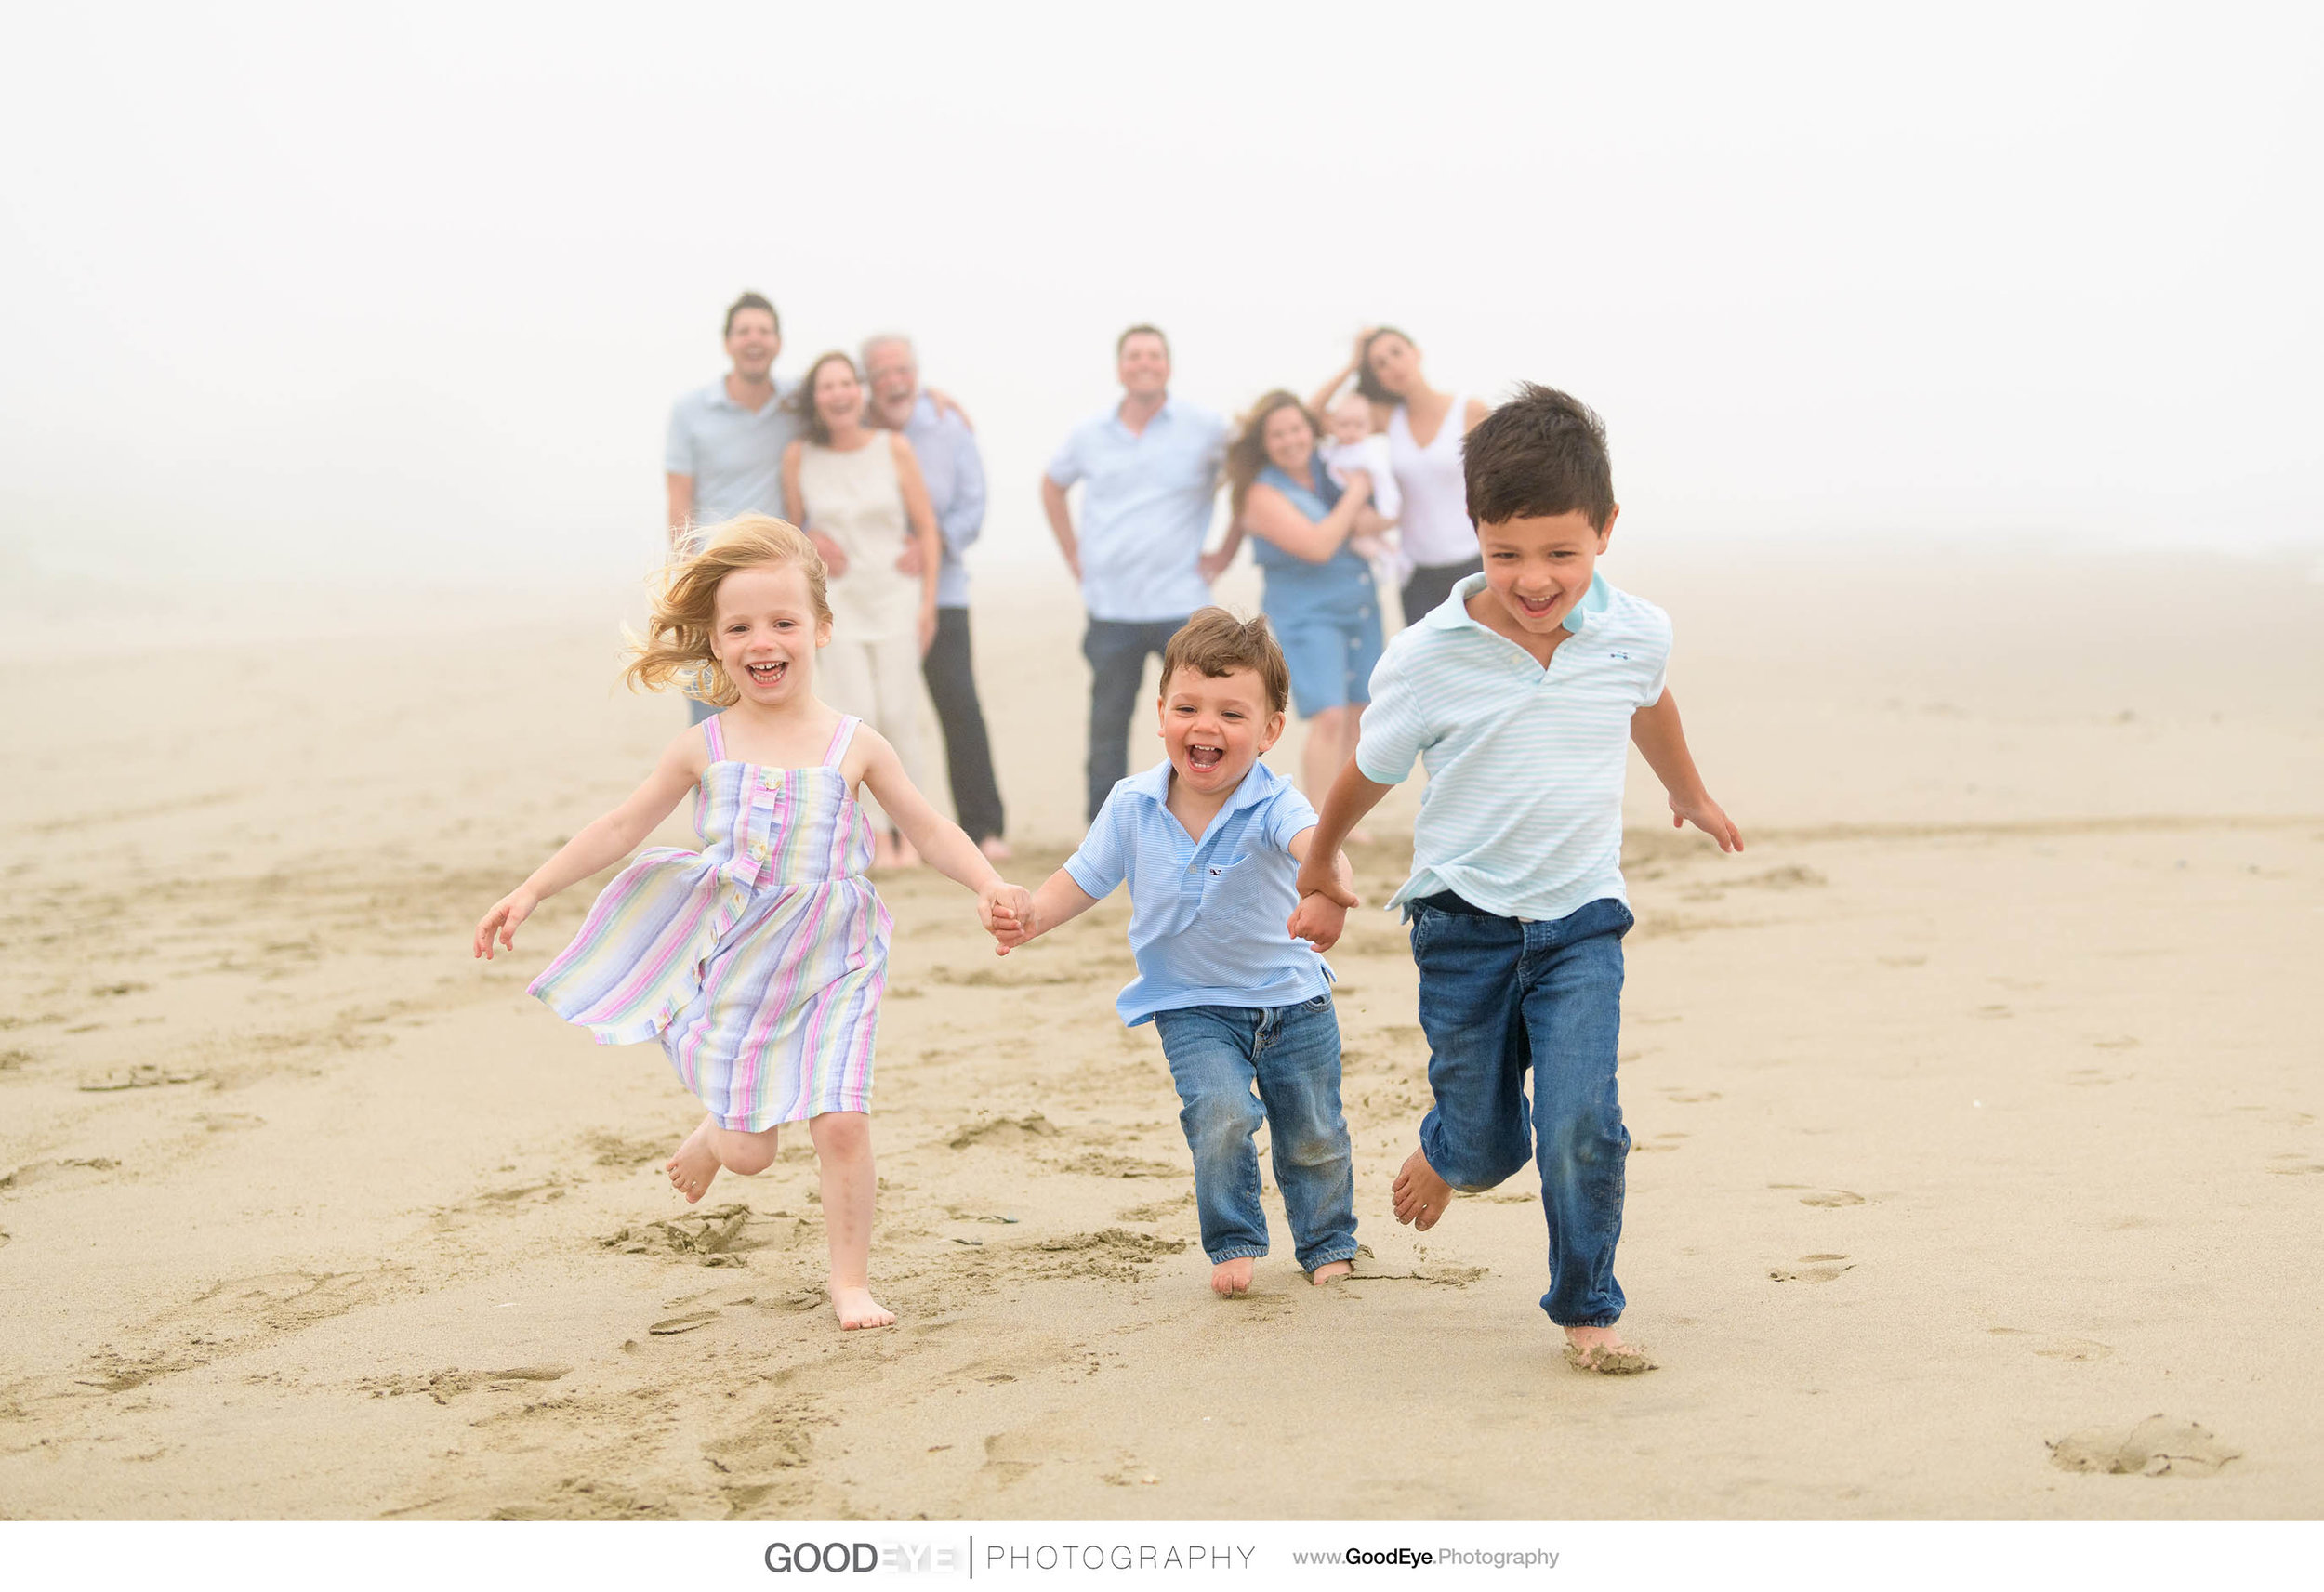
[4,2,2317,594]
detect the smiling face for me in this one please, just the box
[725,308,779,383]
[708,561,829,704]
[1364,332,1419,400]
[1156,665,1282,799]
[1261,402,1316,475]
[1117,332,1170,401]
[1474,507,1619,643]
[863,338,918,427]
[811,359,864,429]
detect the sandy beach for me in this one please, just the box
[2,542,2319,1520]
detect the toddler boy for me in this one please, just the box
[1291,386,1741,1372]
[991,610,1360,1296]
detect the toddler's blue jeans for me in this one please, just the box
[1151,994,1360,1273]
[1411,893,1633,1327]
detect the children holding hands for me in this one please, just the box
[1291,385,1740,1374]
[987,612,1362,1296]
[473,515,1029,1331]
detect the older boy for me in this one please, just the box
[990,611,1359,1296]
[1291,386,1741,1374]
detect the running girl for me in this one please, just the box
[472,514,1027,1330]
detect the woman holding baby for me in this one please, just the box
[1218,390,1387,808]
[1311,326,1493,626]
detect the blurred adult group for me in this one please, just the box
[664,293,1494,851]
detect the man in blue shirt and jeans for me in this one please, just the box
[1042,325,1235,821]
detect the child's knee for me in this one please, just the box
[809,1111,873,1161]
[1181,1088,1261,1158]
[714,1125,781,1175]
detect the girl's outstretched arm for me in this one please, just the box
[853,727,1030,933]
[472,729,705,958]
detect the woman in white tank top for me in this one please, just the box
[1311,327,1493,627]
[782,351,942,867]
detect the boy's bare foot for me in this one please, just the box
[1563,1323,1656,1375]
[1391,1147,1453,1230]
[1211,1257,1255,1296]
[1309,1260,1353,1285]
[667,1115,721,1204]
[829,1285,896,1331]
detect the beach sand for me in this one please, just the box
[3,543,2319,1520]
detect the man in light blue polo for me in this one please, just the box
[1041,324,1234,820]
[666,292,798,724]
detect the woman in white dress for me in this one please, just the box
[782,351,942,867]
[1310,327,1493,628]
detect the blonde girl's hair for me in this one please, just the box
[625,514,831,706]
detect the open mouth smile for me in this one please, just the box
[745,660,787,686]
[1185,742,1225,773]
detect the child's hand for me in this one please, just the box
[1350,533,1385,562]
[473,890,537,959]
[980,881,1036,954]
[1287,890,1352,953]
[1293,857,1359,910]
[1670,791,1744,853]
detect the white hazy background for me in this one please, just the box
[4,1,2319,604]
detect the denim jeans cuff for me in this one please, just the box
[1206,1244,1269,1263]
[1300,1245,1360,1271]
[1549,1311,1624,1329]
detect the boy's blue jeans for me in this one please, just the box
[1151,993,1360,1273]
[1411,894,1633,1327]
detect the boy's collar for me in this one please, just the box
[1431,571,1609,636]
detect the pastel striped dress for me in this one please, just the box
[529,714,891,1129]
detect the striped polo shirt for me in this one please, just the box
[1356,572,1671,922]
[1064,758,1332,1025]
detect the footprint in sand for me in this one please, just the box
[1769,1254,1854,1283]
[1771,1186,1866,1207]
[2049,1415,2239,1476]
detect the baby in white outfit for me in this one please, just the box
[1324,392,1412,587]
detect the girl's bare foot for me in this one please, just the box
[667,1115,721,1204]
[1391,1147,1453,1230]
[1309,1260,1353,1285]
[829,1284,895,1330]
[1211,1256,1255,1296]
[1563,1323,1655,1375]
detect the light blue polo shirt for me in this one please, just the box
[1357,572,1672,922]
[1045,396,1228,623]
[665,375,799,532]
[1064,759,1332,1025]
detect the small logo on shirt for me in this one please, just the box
[1208,866,1224,877]
[1608,650,1631,660]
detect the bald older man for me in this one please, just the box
[863,334,1008,858]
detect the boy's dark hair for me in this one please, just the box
[1116,322,1169,358]
[1462,384,1615,531]
[1160,608,1289,717]
[724,291,780,338]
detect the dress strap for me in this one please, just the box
[822,714,860,768]
[702,712,725,762]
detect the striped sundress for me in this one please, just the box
[529,713,891,1130]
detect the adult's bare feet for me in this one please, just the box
[979,836,1013,862]
[1563,1323,1656,1375]
[1391,1147,1453,1230]
[1309,1260,1353,1286]
[666,1115,721,1204]
[1211,1256,1255,1296]
[829,1284,896,1331]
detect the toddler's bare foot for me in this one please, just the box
[1347,826,1375,847]
[666,1115,721,1204]
[829,1285,895,1331]
[1563,1323,1656,1375]
[1391,1147,1453,1230]
[1211,1256,1255,1296]
[1309,1260,1353,1286]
